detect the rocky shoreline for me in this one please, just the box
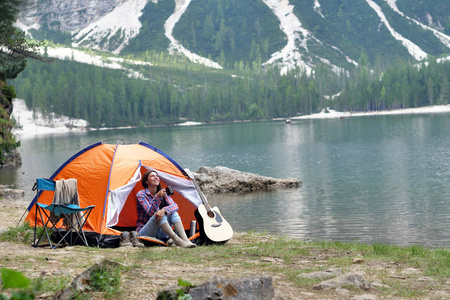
[0,184,25,199]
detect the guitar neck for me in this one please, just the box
[186,170,212,212]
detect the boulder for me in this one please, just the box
[194,166,301,194]
[158,275,276,300]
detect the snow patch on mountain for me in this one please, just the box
[366,0,427,61]
[314,0,325,18]
[164,0,222,69]
[73,0,150,54]
[384,0,450,48]
[261,0,355,74]
[14,21,40,36]
[437,55,450,63]
[42,47,150,79]
[12,99,88,139]
[261,0,312,74]
[71,0,221,69]
[329,44,358,66]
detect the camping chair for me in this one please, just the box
[32,178,95,249]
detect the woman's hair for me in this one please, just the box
[142,170,162,192]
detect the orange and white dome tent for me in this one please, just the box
[24,140,202,247]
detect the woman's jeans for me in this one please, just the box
[138,212,181,241]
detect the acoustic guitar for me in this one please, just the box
[185,169,233,244]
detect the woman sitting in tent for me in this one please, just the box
[136,170,196,248]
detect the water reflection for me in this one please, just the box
[2,114,450,247]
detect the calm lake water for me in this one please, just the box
[2,113,449,247]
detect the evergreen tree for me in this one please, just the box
[0,0,45,164]
[439,74,450,104]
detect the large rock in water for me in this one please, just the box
[193,166,301,194]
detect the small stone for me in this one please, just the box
[352,257,365,263]
[314,254,327,260]
[389,275,406,279]
[353,294,378,300]
[299,291,316,297]
[261,257,284,263]
[371,281,390,289]
[297,259,311,264]
[417,276,434,282]
[335,287,350,295]
[38,292,54,298]
[401,268,422,275]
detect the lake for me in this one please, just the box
[2,113,449,247]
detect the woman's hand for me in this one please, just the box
[155,208,166,222]
[157,188,166,198]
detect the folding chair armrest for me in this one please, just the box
[54,204,95,214]
[36,203,51,209]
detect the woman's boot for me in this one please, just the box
[174,221,196,247]
[160,222,195,248]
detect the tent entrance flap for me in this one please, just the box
[106,165,142,227]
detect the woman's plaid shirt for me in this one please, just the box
[136,188,179,233]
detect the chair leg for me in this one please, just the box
[77,208,94,246]
[33,191,39,247]
[34,206,54,248]
[33,202,38,247]
[60,207,93,247]
[52,228,74,249]
[51,206,74,248]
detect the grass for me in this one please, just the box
[30,275,72,295]
[89,264,122,298]
[0,227,449,299]
[0,222,36,244]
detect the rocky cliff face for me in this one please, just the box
[17,0,125,32]
[0,149,22,167]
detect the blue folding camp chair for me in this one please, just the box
[32,178,95,249]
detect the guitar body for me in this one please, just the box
[195,204,233,244]
[185,168,233,244]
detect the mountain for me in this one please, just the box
[15,0,450,73]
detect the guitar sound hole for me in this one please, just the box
[207,211,215,218]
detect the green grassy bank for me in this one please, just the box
[1,224,449,299]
